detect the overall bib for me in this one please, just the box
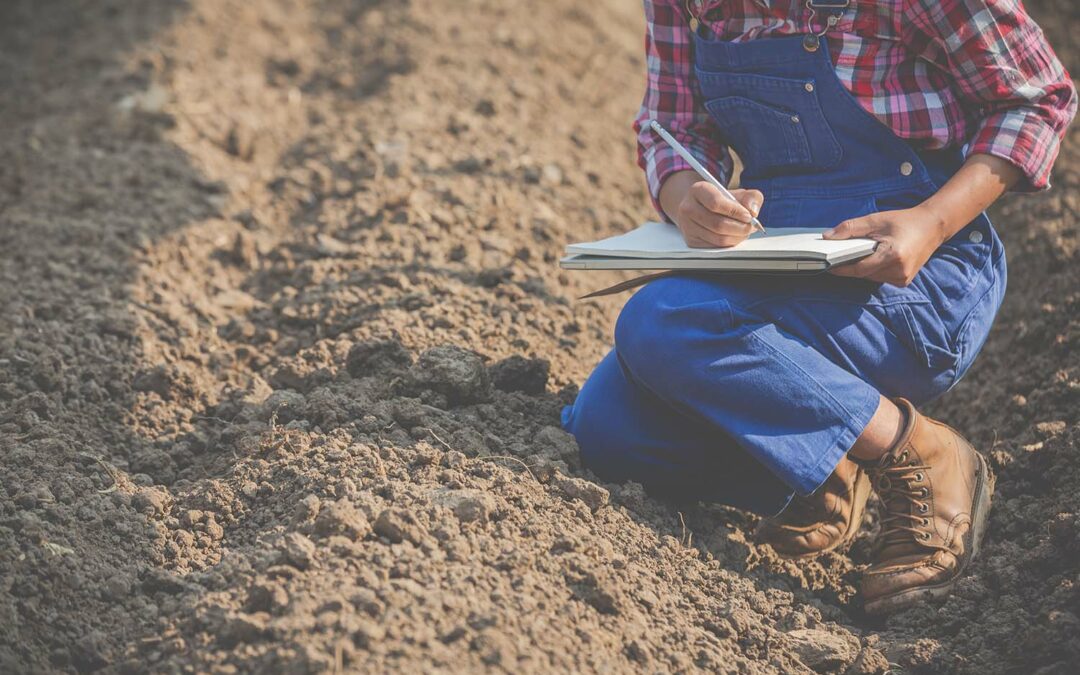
[562,29,1007,515]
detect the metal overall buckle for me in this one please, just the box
[803,0,850,52]
[684,0,701,31]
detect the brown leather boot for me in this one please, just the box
[861,399,994,615]
[755,456,871,558]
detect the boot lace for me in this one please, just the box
[873,450,933,547]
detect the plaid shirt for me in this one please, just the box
[636,0,1077,212]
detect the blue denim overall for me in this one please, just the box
[562,32,1007,515]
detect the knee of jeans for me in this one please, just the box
[615,277,734,378]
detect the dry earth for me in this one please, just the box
[0,0,1076,673]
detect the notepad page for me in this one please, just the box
[565,222,872,260]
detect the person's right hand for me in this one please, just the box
[674,181,763,248]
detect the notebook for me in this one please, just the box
[560,221,876,272]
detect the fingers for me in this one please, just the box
[682,212,750,248]
[823,216,875,240]
[677,183,758,247]
[690,182,755,223]
[828,240,913,285]
[734,189,764,219]
[681,210,753,247]
[828,254,887,279]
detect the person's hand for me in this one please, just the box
[823,205,948,286]
[675,182,763,248]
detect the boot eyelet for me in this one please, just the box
[918,503,928,513]
[921,518,930,526]
[914,472,924,482]
[920,488,929,497]
[920,532,931,541]
[900,451,908,462]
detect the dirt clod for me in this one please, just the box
[373,508,427,545]
[277,533,317,570]
[554,473,610,512]
[313,499,371,540]
[409,345,493,405]
[786,629,860,672]
[490,355,551,394]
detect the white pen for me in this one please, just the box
[649,119,766,234]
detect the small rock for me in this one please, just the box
[204,517,224,541]
[132,365,175,399]
[245,582,290,613]
[292,494,322,525]
[1035,420,1067,438]
[215,289,258,312]
[430,488,496,523]
[541,163,563,185]
[554,474,609,512]
[103,575,131,601]
[786,628,860,673]
[846,642,890,675]
[373,508,426,544]
[410,345,491,406]
[349,588,383,617]
[351,618,386,649]
[132,486,170,517]
[181,510,205,527]
[476,268,512,288]
[534,426,579,460]
[489,355,549,394]
[346,339,412,376]
[218,612,269,647]
[232,209,259,230]
[225,122,256,159]
[316,233,352,256]
[261,390,306,422]
[71,629,110,672]
[313,499,372,540]
[141,568,189,594]
[453,156,487,174]
[278,532,317,570]
[227,230,259,266]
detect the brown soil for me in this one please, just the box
[0,0,1076,673]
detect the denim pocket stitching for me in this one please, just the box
[704,96,812,167]
[695,71,842,169]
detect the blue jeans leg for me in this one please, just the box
[611,275,884,498]
[562,349,794,515]
[564,272,969,509]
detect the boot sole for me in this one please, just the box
[863,451,995,616]
[772,470,872,560]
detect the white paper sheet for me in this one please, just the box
[565,222,876,262]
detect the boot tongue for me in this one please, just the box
[874,447,927,552]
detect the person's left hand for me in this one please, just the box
[823,205,947,286]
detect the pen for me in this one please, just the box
[649,119,766,234]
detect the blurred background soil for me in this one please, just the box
[0,0,1076,673]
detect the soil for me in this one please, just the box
[0,0,1076,673]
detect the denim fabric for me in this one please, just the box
[562,32,1007,516]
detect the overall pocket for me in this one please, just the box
[704,97,812,169]
[695,71,842,173]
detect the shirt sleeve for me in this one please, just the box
[906,0,1077,192]
[634,0,733,220]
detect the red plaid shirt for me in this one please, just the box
[636,0,1076,212]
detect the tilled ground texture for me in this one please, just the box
[0,0,1076,673]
